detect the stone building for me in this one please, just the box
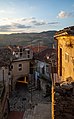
[0,46,33,119]
[0,48,12,119]
[54,26,74,82]
[7,45,33,89]
[54,26,74,119]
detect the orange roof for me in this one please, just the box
[25,45,48,53]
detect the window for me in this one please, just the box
[9,65,13,71]
[28,50,30,54]
[11,65,13,69]
[20,48,22,52]
[16,52,18,55]
[18,64,22,71]
[42,66,45,74]
[65,53,69,62]
[46,65,49,73]
[28,55,30,58]
[27,50,30,58]
[20,52,22,57]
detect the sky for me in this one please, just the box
[0,0,74,34]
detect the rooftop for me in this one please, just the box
[34,48,57,62]
[54,26,74,37]
[25,45,48,54]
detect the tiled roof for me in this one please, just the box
[34,48,57,62]
[55,26,74,37]
[25,45,48,53]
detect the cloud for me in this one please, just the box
[0,17,59,33]
[21,17,47,26]
[57,11,74,18]
[0,17,48,32]
[0,25,11,32]
[0,23,32,32]
[31,20,46,26]
[15,24,31,29]
[48,22,59,25]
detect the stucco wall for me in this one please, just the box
[57,35,74,82]
[11,60,30,87]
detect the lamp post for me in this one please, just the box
[46,56,55,119]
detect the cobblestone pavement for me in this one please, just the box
[9,86,51,112]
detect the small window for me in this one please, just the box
[28,55,30,58]
[20,48,22,52]
[42,66,45,74]
[18,64,22,71]
[46,65,49,73]
[65,53,69,62]
[19,64,22,67]
[11,65,13,69]
[28,50,30,54]
[20,52,22,57]
[16,52,18,55]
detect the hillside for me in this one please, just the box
[0,31,56,47]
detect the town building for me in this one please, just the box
[0,46,33,119]
[33,47,57,93]
[7,45,33,90]
[54,26,74,82]
[0,47,12,119]
[54,26,74,119]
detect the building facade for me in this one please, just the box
[7,45,33,89]
[0,46,33,119]
[0,48,12,119]
[54,26,74,82]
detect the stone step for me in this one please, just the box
[23,108,34,119]
[28,84,35,88]
[28,83,37,92]
[23,103,51,119]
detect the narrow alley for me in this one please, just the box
[8,84,51,119]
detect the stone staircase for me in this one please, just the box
[23,108,34,119]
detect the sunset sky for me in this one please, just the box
[0,0,74,34]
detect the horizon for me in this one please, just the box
[0,0,74,34]
[0,29,57,35]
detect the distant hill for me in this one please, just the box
[0,30,56,47]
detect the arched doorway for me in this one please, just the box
[15,75,29,90]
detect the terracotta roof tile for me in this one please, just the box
[34,48,57,62]
[55,26,74,36]
[25,45,48,53]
